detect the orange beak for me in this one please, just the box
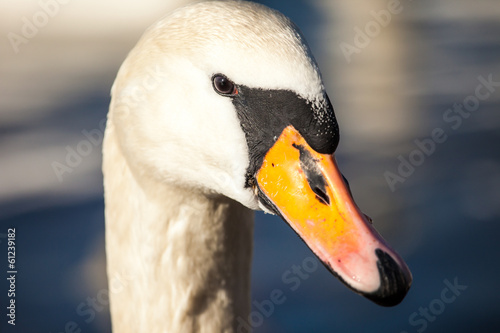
[255,125,412,306]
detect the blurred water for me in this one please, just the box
[1,1,499,332]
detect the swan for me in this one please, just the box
[102,1,412,332]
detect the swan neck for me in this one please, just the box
[103,128,254,332]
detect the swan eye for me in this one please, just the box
[212,74,238,96]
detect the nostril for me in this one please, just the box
[292,143,331,206]
[312,186,330,205]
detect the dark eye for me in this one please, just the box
[212,74,238,96]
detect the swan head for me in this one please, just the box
[109,1,411,306]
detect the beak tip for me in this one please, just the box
[363,248,412,307]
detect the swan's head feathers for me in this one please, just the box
[109,1,332,208]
